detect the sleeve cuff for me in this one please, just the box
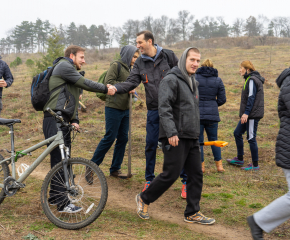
[104,86,108,93]
[71,119,79,124]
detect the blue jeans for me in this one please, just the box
[91,107,129,174]
[199,120,221,162]
[234,119,259,162]
[145,110,187,183]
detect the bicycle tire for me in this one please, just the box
[41,158,108,230]
[0,154,10,205]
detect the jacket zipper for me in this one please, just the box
[64,96,70,109]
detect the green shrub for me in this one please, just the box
[25,59,34,67]
[249,203,264,209]
[15,57,22,65]
[95,65,98,70]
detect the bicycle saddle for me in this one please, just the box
[0,118,21,125]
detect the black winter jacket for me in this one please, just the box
[196,67,226,122]
[158,66,200,140]
[239,71,264,119]
[275,68,290,169]
[114,49,178,110]
[0,60,14,98]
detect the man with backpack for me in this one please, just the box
[88,45,139,179]
[42,45,115,213]
[0,57,14,115]
[110,31,188,198]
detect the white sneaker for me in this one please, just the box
[58,204,82,213]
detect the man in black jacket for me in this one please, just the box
[110,31,187,197]
[135,47,215,225]
[0,58,14,115]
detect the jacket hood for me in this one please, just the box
[53,57,73,65]
[276,68,290,88]
[141,44,163,62]
[167,66,199,89]
[244,71,265,84]
[196,66,218,77]
[178,47,200,91]
[120,45,138,69]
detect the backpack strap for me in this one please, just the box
[162,49,175,69]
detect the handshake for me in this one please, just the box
[106,85,135,96]
[106,84,117,95]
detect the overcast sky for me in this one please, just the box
[1,0,289,39]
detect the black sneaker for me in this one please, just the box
[247,215,264,240]
[85,166,94,185]
[135,193,149,219]
[184,211,215,225]
[58,204,82,213]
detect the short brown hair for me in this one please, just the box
[240,60,255,71]
[64,45,86,58]
[201,59,213,68]
[137,30,154,45]
[186,48,200,57]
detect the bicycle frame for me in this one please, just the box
[0,124,67,188]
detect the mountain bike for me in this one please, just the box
[0,108,108,230]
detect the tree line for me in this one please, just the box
[1,11,290,54]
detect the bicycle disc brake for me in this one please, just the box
[4,177,25,197]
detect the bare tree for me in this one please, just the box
[232,18,244,37]
[177,10,194,41]
[141,16,153,32]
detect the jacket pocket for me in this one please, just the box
[140,70,150,84]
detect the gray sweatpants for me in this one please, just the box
[254,168,290,233]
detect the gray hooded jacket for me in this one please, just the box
[158,48,200,140]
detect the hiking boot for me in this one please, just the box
[58,204,83,213]
[247,215,264,240]
[201,162,205,173]
[184,211,215,225]
[226,157,244,166]
[110,170,128,179]
[142,181,151,192]
[135,193,149,219]
[181,182,187,199]
[85,166,94,185]
[215,160,225,172]
[241,163,260,171]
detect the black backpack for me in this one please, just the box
[31,64,65,111]
[162,49,176,69]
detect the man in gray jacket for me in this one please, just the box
[135,47,215,225]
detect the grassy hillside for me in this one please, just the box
[0,44,289,239]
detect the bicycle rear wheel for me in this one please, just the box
[0,154,10,205]
[41,158,108,230]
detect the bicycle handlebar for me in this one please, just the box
[46,108,79,132]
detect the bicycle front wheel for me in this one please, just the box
[0,154,10,205]
[41,158,108,230]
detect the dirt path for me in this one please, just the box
[23,162,252,240]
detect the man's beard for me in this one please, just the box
[76,63,81,70]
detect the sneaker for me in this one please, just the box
[241,163,260,171]
[226,157,244,166]
[58,204,83,213]
[184,211,215,225]
[142,181,151,192]
[181,182,186,199]
[135,193,149,219]
[110,170,128,179]
[247,215,264,240]
[85,166,94,185]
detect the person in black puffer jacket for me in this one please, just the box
[196,59,226,173]
[247,68,290,240]
[227,60,264,171]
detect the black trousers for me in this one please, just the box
[141,138,203,217]
[43,116,71,208]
